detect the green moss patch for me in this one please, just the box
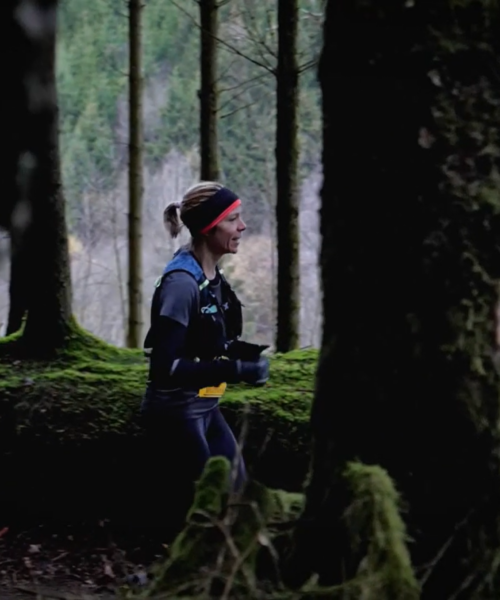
[144,457,305,599]
[339,462,419,599]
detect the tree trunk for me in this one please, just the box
[199,0,220,182]
[126,0,144,349]
[286,1,500,598]
[6,233,29,335]
[2,0,41,257]
[17,0,73,353]
[275,0,300,352]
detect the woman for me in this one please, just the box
[141,181,269,532]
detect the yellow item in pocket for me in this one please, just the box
[199,382,227,398]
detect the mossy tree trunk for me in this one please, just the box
[126,0,144,349]
[16,0,73,353]
[199,0,220,182]
[275,0,300,352]
[286,1,500,598]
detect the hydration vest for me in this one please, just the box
[144,247,243,361]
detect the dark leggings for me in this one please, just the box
[143,406,246,532]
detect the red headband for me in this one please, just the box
[199,199,241,234]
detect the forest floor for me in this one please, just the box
[0,330,315,598]
[0,521,165,599]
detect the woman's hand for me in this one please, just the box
[225,340,269,361]
[236,357,270,386]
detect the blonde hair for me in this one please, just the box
[164,181,223,238]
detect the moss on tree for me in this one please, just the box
[143,457,280,598]
[136,458,416,599]
[339,462,419,599]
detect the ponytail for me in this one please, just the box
[163,202,182,238]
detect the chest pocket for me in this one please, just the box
[196,289,227,359]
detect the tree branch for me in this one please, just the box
[241,0,277,61]
[298,57,319,74]
[170,0,276,75]
[220,101,257,119]
[218,39,275,75]
[217,56,239,84]
[218,83,261,112]
[219,70,269,93]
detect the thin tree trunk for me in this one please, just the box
[199,0,220,181]
[286,1,500,597]
[126,0,143,348]
[111,191,127,344]
[275,0,300,352]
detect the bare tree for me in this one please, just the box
[178,1,319,351]
[275,0,300,352]
[199,0,222,181]
[216,1,319,351]
[127,0,144,348]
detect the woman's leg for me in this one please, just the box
[142,412,211,534]
[206,407,247,492]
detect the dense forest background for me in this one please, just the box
[0,0,324,348]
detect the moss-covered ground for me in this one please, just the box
[0,327,316,526]
[0,331,420,599]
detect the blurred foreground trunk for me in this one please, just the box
[286,2,500,598]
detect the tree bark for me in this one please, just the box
[287,1,500,597]
[6,233,29,335]
[275,0,300,352]
[126,0,144,349]
[2,0,40,254]
[199,0,220,182]
[15,0,73,353]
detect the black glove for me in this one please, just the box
[226,340,269,361]
[236,357,269,386]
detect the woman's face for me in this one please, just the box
[207,206,246,255]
